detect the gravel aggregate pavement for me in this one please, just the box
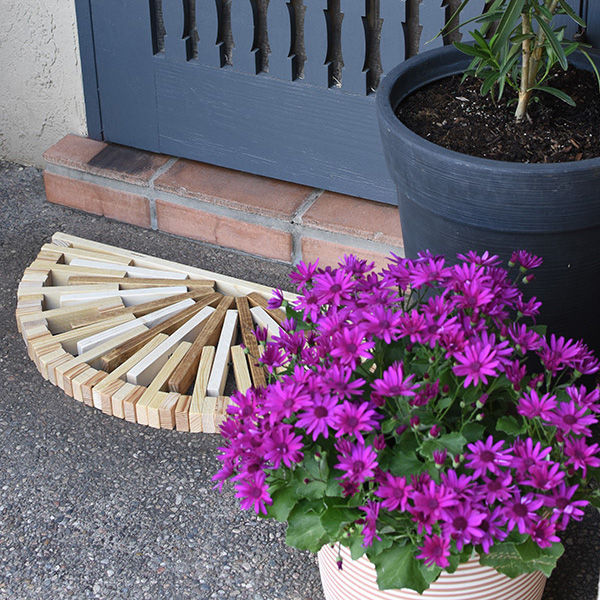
[0,160,598,599]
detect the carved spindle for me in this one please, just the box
[162,0,191,61]
[268,0,293,79]
[339,0,366,94]
[230,0,258,73]
[303,0,329,86]
[197,0,221,66]
[149,0,166,54]
[378,0,405,79]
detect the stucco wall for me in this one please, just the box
[0,0,87,168]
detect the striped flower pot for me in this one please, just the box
[318,543,546,600]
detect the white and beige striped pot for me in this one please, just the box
[318,543,546,600]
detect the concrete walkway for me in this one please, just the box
[1,160,598,599]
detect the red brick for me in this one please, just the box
[302,191,403,246]
[156,199,292,262]
[155,159,313,219]
[300,238,396,272]
[44,134,170,186]
[44,172,151,228]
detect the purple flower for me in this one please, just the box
[539,334,584,375]
[295,394,338,441]
[335,442,378,485]
[452,340,500,388]
[481,472,514,505]
[564,437,600,476]
[566,385,600,413]
[517,390,557,420]
[264,381,311,424]
[267,288,285,309]
[289,259,319,291]
[522,461,565,491]
[321,365,365,400]
[234,471,273,515]
[548,401,597,437]
[312,269,355,306]
[465,436,512,478]
[329,327,375,369]
[416,534,450,568]
[441,503,485,551]
[410,480,456,523]
[375,472,412,511]
[511,438,552,477]
[360,500,381,547]
[264,425,304,469]
[334,400,380,442]
[545,483,588,529]
[372,362,418,398]
[504,492,544,535]
[510,250,543,270]
[529,517,560,548]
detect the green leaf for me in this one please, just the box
[558,0,586,27]
[264,486,298,522]
[531,85,576,106]
[420,432,468,458]
[496,415,527,436]
[286,503,328,553]
[389,450,427,478]
[454,41,491,60]
[462,422,485,443]
[320,505,360,538]
[369,542,438,593]
[534,15,568,70]
[491,0,525,55]
[479,541,564,578]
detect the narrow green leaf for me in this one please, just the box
[491,0,526,54]
[532,85,576,106]
[558,0,586,27]
[534,16,568,69]
[454,41,492,60]
[580,49,600,94]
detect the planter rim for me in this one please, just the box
[376,44,600,174]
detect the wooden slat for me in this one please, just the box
[20,284,121,309]
[112,383,144,420]
[68,275,214,290]
[40,243,133,265]
[235,296,266,388]
[69,257,188,280]
[100,292,222,372]
[206,310,238,397]
[158,392,181,429]
[189,345,216,433]
[168,296,235,393]
[175,395,191,431]
[59,286,188,308]
[231,345,252,394]
[246,291,286,324]
[28,262,128,286]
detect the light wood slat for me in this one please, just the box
[175,396,191,431]
[148,391,180,429]
[55,325,149,395]
[246,291,286,324]
[235,296,266,388]
[126,306,216,387]
[40,243,133,265]
[19,284,121,309]
[250,306,282,341]
[135,341,191,426]
[158,392,181,430]
[168,296,235,393]
[206,310,238,397]
[111,383,144,420]
[69,257,188,280]
[76,300,193,355]
[28,262,128,286]
[190,346,216,433]
[52,232,296,300]
[68,275,215,290]
[100,292,222,372]
[69,289,212,328]
[92,333,170,411]
[231,345,252,394]
[59,286,188,308]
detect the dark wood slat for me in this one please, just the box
[235,296,266,389]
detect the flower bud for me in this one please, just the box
[433,449,447,466]
[396,425,407,436]
[475,412,485,421]
[410,415,420,430]
[442,384,450,395]
[374,434,386,451]
[476,394,488,409]
[429,425,440,438]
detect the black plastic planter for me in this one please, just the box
[376,45,600,351]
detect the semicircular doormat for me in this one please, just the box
[16,233,293,433]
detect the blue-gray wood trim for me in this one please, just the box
[74,0,103,140]
[90,0,160,152]
[155,62,395,203]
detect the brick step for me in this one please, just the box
[43,135,403,268]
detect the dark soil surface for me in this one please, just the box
[396,67,600,163]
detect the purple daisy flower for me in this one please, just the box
[372,362,418,398]
[522,461,565,491]
[441,503,485,551]
[334,400,380,442]
[477,507,508,554]
[564,437,600,476]
[548,401,597,437]
[545,483,588,529]
[511,438,552,477]
[360,500,382,547]
[375,472,412,511]
[504,492,544,535]
[452,340,500,388]
[329,327,375,369]
[295,394,338,441]
[517,390,557,421]
[234,472,273,515]
[465,436,512,478]
[289,259,319,291]
[416,534,451,568]
[312,269,355,306]
[510,250,543,270]
[335,441,378,485]
[264,425,304,469]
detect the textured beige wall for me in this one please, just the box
[0,0,87,167]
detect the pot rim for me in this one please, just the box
[376,44,600,174]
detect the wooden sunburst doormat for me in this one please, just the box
[15,233,292,433]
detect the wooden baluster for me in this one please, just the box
[163,0,191,61]
[303,0,329,86]
[230,0,258,73]
[339,0,366,94]
[379,0,405,78]
[197,0,221,66]
[418,0,444,53]
[268,0,293,79]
